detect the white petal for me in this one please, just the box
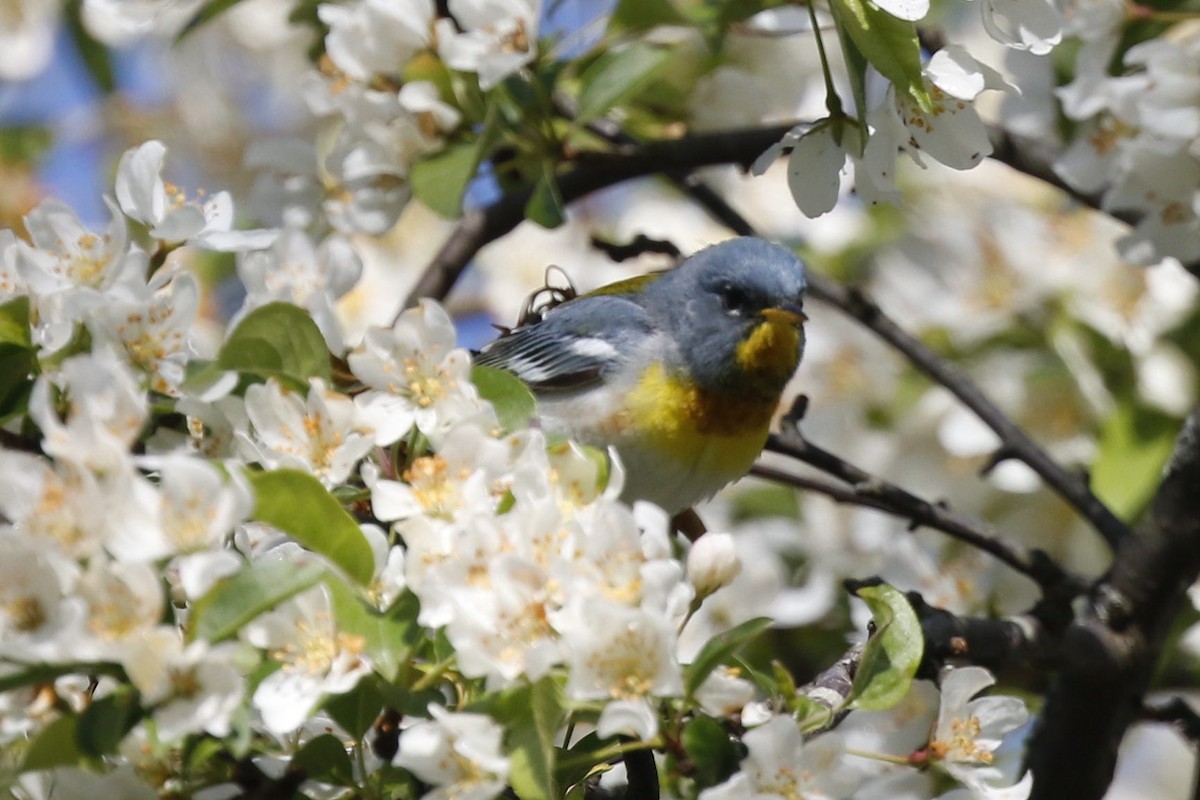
[115,140,168,225]
[787,124,846,217]
[596,698,659,741]
[873,0,928,21]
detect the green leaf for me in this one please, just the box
[22,714,82,772]
[0,296,31,346]
[249,469,375,586]
[847,583,923,710]
[325,581,421,681]
[511,677,565,800]
[575,43,673,124]
[473,677,566,800]
[184,736,228,774]
[0,296,36,423]
[188,558,326,643]
[292,733,356,786]
[77,687,144,757]
[681,716,740,787]
[0,346,34,423]
[472,365,537,432]
[555,732,610,793]
[217,302,331,388]
[829,0,930,111]
[684,617,773,698]
[525,162,566,229]
[791,693,835,733]
[0,126,54,165]
[1092,402,1176,519]
[180,358,229,397]
[608,0,688,31]
[64,0,116,93]
[411,142,485,219]
[833,23,872,143]
[322,675,386,741]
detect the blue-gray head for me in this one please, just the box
[646,237,808,397]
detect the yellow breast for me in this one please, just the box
[605,363,776,509]
[624,362,778,440]
[579,313,803,511]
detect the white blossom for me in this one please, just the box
[29,349,149,472]
[13,199,146,351]
[561,598,682,741]
[927,667,1032,798]
[319,0,434,82]
[436,0,539,89]
[244,584,371,735]
[81,0,203,45]
[700,716,861,800]
[687,532,742,597]
[238,377,376,487]
[122,629,247,740]
[395,704,510,800]
[0,0,63,80]
[236,226,362,353]
[351,300,495,444]
[115,140,277,251]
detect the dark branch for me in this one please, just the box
[1029,406,1200,800]
[763,410,1088,597]
[590,233,681,262]
[985,125,1121,225]
[798,592,1064,719]
[1141,697,1200,744]
[803,277,1130,552]
[402,124,795,308]
[623,747,660,800]
[905,592,1063,678]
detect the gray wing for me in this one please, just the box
[474,294,654,391]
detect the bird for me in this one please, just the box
[474,236,808,514]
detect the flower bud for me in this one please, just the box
[687,532,741,596]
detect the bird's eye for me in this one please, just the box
[719,283,752,316]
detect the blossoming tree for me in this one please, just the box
[2,1,1200,799]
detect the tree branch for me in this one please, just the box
[985,126,1111,220]
[402,124,795,308]
[803,276,1130,552]
[1028,406,1200,799]
[756,422,1088,598]
[903,591,1063,678]
[1141,697,1200,744]
[799,591,1063,715]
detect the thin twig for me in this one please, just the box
[402,124,796,310]
[762,422,1088,596]
[798,641,864,716]
[803,276,1130,551]
[589,233,681,262]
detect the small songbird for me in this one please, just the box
[475,237,808,514]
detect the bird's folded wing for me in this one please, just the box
[474,294,654,391]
